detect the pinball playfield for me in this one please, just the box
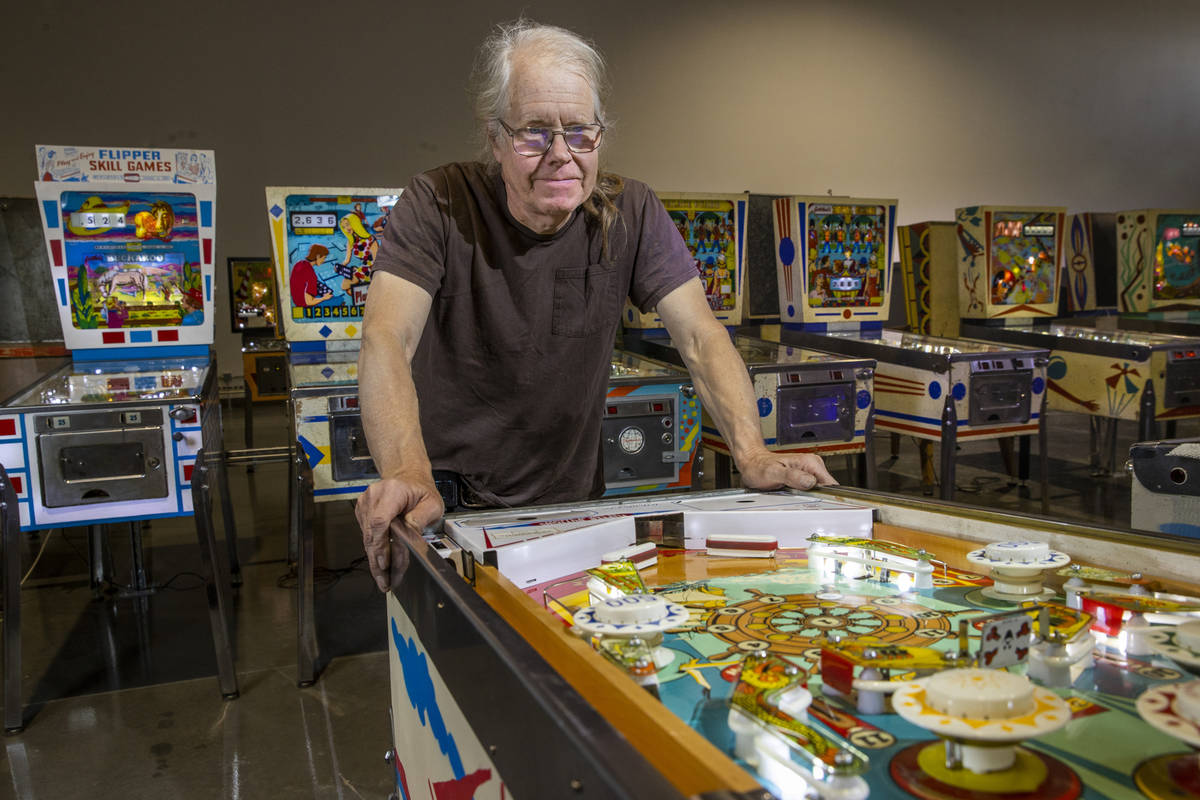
[539,549,1190,799]
[386,490,1200,800]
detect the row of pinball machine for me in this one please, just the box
[2,145,1200,799]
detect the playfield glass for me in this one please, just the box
[988,211,1058,306]
[1154,213,1200,302]
[283,193,399,323]
[664,197,738,312]
[228,257,278,333]
[806,203,888,309]
[610,351,680,379]
[850,329,1023,355]
[288,349,361,389]
[5,357,208,406]
[730,334,852,366]
[1049,323,1189,347]
[59,191,203,330]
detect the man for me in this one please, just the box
[356,21,835,592]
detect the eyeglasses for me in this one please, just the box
[496,119,606,156]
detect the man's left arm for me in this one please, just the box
[655,279,837,490]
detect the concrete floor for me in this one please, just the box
[1,398,1195,798]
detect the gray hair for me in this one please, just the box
[470,19,625,259]
[471,20,610,160]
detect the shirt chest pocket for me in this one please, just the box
[551,264,617,338]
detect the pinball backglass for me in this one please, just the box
[33,145,217,355]
[955,205,1066,322]
[623,192,748,329]
[1116,209,1200,314]
[228,256,279,334]
[773,196,897,328]
[265,187,401,344]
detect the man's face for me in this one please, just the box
[492,55,599,234]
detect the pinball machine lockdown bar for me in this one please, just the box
[388,518,772,799]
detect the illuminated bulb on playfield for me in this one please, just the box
[895,572,914,593]
[1112,626,1130,655]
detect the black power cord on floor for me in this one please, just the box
[275,555,370,592]
[49,527,215,597]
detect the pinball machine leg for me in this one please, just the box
[996,437,1017,484]
[1017,435,1030,484]
[294,440,318,687]
[1106,417,1121,476]
[713,451,733,490]
[126,520,151,595]
[243,373,254,451]
[1088,416,1103,476]
[889,432,901,459]
[690,449,704,490]
[919,441,936,495]
[2,464,24,733]
[87,523,112,595]
[1089,416,1121,477]
[287,435,299,566]
[860,414,878,490]
[939,393,957,502]
[190,451,239,700]
[215,451,242,587]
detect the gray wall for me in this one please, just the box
[4,1,1198,372]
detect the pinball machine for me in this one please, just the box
[602,351,701,497]
[0,145,239,732]
[266,186,705,684]
[943,205,1200,475]
[228,255,288,450]
[1129,437,1200,539]
[621,331,876,489]
[1061,208,1200,339]
[897,221,960,339]
[1114,209,1200,328]
[1057,212,1118,318]
[264,185,401,685]
[265,185,401,505]
[381,486,1200,800]
[767,197,1049,502]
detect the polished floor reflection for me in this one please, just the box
[0,399,1194,798]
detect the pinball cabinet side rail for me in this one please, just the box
[386,519,757,800]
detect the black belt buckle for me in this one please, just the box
[431,470,460,511]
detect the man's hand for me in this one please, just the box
[355,475,445,592]
[735,449,838,491]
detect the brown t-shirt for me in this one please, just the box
[370,161,697,507]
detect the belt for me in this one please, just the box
[431,470,491,512]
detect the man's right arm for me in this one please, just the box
[355,270,443,592]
